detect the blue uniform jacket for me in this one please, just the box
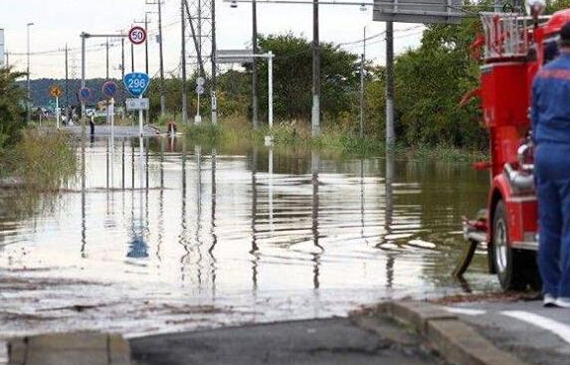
[532,53,570,146]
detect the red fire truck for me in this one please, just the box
[462,8,570,290]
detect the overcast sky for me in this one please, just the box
[0,0,424,80]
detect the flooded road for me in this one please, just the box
[0,137,499,337]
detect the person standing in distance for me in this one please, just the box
[532,21,570,308]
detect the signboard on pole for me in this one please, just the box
[373,0,463,24]
[216,49,255,64]
[123,72,150,97]
[50,85,63,98]
[126,98,149,111]
[128,26,147,45]
[102,81,118,99]
[0,29,4,68]
[79,87,92,102]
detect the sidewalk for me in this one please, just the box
[5,332,130,365]
[5,300,544,365]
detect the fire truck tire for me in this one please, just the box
[493,201,529,291]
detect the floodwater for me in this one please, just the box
[0,136,499,338]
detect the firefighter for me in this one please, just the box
[532,21,570,308]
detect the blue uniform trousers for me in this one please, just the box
[536,144,570,299]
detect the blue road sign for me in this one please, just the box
[79,87,92,102]
[123,73,150,98]
[102,81,118,99]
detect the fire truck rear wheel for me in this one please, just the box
[493,200,529,291]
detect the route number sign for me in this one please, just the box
[50,85,62,98]
[123,73,150,98]
[129,26,146,45]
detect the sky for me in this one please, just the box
[0,0,425,80]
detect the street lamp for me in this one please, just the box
[26,22,34,123]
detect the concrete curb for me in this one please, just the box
[358,301,530,365]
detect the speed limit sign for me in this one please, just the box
[129,26,147,45]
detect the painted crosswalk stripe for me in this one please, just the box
[502,310,570,344]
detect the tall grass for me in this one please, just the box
[0,129,77,189]
[179,116,487,162]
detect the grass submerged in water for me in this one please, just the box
[0,129,77,189]
[180,116,487,163]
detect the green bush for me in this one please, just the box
[0,67,27,148]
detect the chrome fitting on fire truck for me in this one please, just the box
[504,163,535,194]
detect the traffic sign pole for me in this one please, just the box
[110,98,115,188]
[56,96,60,129]
[139,94,144,189]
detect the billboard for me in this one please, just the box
[373,0,464,24]
[0,29,4,68]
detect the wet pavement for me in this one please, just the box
[131,317,443,365]
[0,136,498,337]
[443,299,570,365]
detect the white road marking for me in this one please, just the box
[443,307,487,316]
[502,310,570,345]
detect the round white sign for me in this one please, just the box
[129,26,147,45]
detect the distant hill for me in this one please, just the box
[21,78,128,108]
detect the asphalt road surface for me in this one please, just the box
[444,299,570,365]
[130,318,444,365]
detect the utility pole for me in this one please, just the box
[181,0,188,125]
[211,0,217,125]
[106,38,110,79]
[385,21,395,146]
[359,26,366,139]
[158,0,166,116]
[26,22,34,124]
[311,0,320,136]
[145,14,150,74]
[135,15,152,75]
[81,33,87,118]
[121,38,125,79]
[65,44,69,119]
[252,0,259,129]
[131,40,135,73]
[183,0,205,76]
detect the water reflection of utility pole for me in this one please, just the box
[122,140,125,190]
[360,159,365,241]
[195,145,203,287]
[209,148,218,295]
[250,147,259,291]
[385,148,395,289]
[268,147,274,233]
[146,138,150,189]
[179,138,189,281]
[106,137,110,189]
[312,151,323,289]
[81,127,87,258]
[131,143,135,189]
[157,138,165,261]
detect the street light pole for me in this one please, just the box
[26,22,34,123]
